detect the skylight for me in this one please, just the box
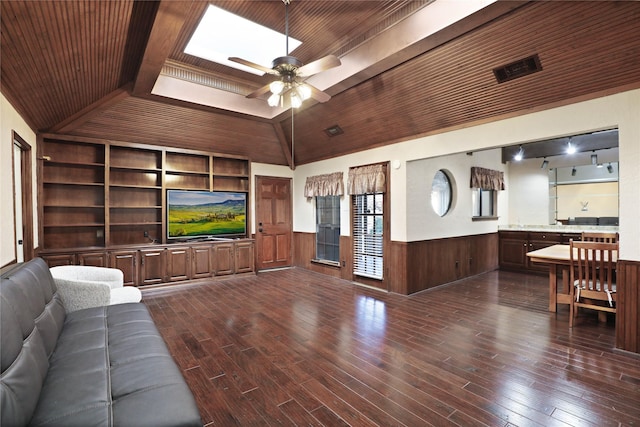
[184,5,302,76]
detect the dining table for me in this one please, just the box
[526,243,618,313]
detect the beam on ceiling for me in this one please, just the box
[133,1,191,96]
[273,122,293,170]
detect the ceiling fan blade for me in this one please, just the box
[306,84,331,103]
[297,55,341,78]
[246,83,272,99]
[228,57,277,75]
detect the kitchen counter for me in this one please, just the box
[499,224,619,233]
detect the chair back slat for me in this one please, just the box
[570,240,617,293]
[581,231,619,243]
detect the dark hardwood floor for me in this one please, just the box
[142,268,640,427]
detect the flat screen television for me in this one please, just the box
[167,190,247,240]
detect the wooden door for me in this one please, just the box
[255,176,292,270]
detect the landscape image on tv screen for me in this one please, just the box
[167,190,247,239]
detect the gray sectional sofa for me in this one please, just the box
[0,258,202,427]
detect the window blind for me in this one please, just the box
[352,193,383,279]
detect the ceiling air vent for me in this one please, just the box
[493,54,542,83]
[324,124,344,137]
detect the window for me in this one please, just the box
[431,170,453,216]
[353,193,384,279]
[470,166,503,220]
[472,188,497,218]
[315,195,340,263]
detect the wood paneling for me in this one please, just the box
[2,2,639,165]
[616,259,640,353]
[295,232,498,295]
[405,233,499,295]
[292,231,343,279]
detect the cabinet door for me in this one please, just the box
[110,250,138,286]
[213,244,234,276]
[140,249,166,285]
[191,245,213,279]
[167,247,190,282]
[527,232,562,273]
[78,251,107,267]
[41,253,76,267]
[499,237,527,271]
[235,241,255,274]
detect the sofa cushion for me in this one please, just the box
[29,303,201,427]
[1,259,66,427]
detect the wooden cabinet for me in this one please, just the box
[139,248,166,285]
[191,245,213,279]
[235,241,255,274]
[78,252,108,267]
[39,240,255,287]
[39,134,250,252]
[527,232,562,273]
[40,253,77,267]
[110,250,138,286]
[167,246,190,282]
[213,243,235,276]
[498,230,576,274]
[498,231,528,271]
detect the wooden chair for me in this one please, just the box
[569,240,618,327]
[581,231,619,243]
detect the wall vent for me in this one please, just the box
[493,54,542,83]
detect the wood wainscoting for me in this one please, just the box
[293,232,498,295]
[293,232,351,281]
[617,259,640,353]
[404,233,499,295]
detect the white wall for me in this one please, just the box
[1,94,37,267]
[289,89,640,261]
[507,159,550,225]
[406,148,508,241]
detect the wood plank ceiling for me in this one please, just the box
[2,1,640,167]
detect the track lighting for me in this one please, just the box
[566,138,576,154]
[571,167,577,176]
[514,146,524,161]
[540,158,549,169]
[607,163,614,173]
[591,154,597,165]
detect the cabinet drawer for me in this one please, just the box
[529,232,562,242]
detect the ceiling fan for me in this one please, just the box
[228,0,341,109]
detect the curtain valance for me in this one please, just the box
[347,164,386,195]
[470,167,505,191]
[304,172,344,197]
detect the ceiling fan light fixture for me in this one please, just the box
[290,91,302,108]
[269,80,285,95]
[268,93,281,107]
[297,84,311,101]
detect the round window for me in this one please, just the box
[431,170,453,216]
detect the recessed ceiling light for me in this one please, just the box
[184,5,302,75]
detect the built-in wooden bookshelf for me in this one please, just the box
[38,134,251,251]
